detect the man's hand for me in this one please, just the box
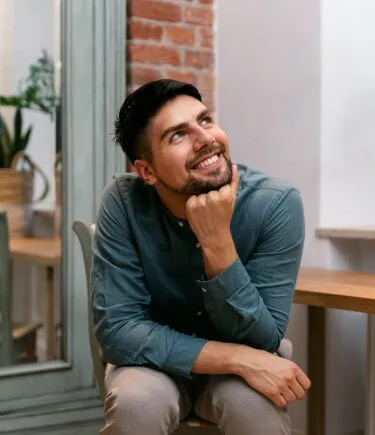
[232,346,311,408]
[186,165,239,278]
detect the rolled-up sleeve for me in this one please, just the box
[196,188,304,353]
[91,181,207,377]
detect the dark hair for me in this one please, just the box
[114,79,202,164]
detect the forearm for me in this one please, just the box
[197,259,285,352]
[191,340,247,375]
[96,316,207,377]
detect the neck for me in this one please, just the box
[154,184,189,220]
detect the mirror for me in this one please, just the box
[0,0,64,368]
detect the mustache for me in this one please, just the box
[187,144,226,169]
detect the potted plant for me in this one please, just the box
[0,50,59,236]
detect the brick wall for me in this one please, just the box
[126,0,215,110]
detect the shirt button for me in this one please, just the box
[178,222,184,227]
[196,311,202,316]
[196,242,201,248]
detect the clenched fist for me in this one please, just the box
[234,347,311,408]
[186,164,239,278]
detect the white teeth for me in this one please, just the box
[196,154,219,169]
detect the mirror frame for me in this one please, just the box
[0,0,125,430]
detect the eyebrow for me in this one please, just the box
[160,109,212,141]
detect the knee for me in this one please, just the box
[213,376,290,433]
[104,382,180,430]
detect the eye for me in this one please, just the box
[200,115,214,127]
[170,130,187,143]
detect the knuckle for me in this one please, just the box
[284,373,294,383]
[269,387,279,398]
[197,195,206,206]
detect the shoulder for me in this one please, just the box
[96,172,152,227]
[99,172,149,208]
[235,164,304,226]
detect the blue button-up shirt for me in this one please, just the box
[91,164,304,377]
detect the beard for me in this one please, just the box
[156,150,233,196]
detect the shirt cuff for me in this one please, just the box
[196,258,250,300]
[164,334,207,378]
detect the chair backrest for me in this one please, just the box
[0,211,13,367]
[72,219,105,401]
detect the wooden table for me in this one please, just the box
[295,268,375,435]
[9,236,61,360]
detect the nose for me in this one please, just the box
[192,125,215,152]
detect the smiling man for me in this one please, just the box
[92,79,310,435]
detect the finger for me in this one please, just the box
[289,378,306,400]
[296,371,311,391]
[186,195,197,209]
[280,386,297,404]
[231,164,239,196]
[207,190,220,202]
[273,393,288,408]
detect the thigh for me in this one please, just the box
[105,364,193,421]
[193,375,290,435]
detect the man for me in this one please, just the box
[91,79,310,435]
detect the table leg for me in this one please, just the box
[307,306,326,435]
[365,314,375,435]
[45,266,56,360]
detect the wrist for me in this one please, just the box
[199,231,234,252]
[201,236,237,279]
[228,345,262,378]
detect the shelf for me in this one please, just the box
[316,227,375,240]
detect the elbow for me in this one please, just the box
[267,334,282,354]
[240,327,282,354]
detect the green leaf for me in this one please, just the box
[0,135,7,168]
[21,125,33,151]
[14,108,22,143]
[0,113,11,167]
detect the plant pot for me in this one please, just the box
[0,152,49,237]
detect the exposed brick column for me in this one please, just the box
[126,0,215,110]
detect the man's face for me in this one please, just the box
[146,95,232,195]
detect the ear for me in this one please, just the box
[133,159,157,185]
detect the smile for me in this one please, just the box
[193,153,222,170]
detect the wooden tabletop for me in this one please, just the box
[10,236,61,267]
[295,268,375,313]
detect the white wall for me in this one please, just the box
[321,0,375,227]
[320,2,375,433]
[217,1,374,434]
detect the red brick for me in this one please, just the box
[200,27,214,48]
[129,0,181,22]
[165,69,198,85]
[129,66,163,85]
[128,20,163,41]
[184,50,214,69]
[129,44,180,66]
[184,6,213,26]
[165,25,195,46]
